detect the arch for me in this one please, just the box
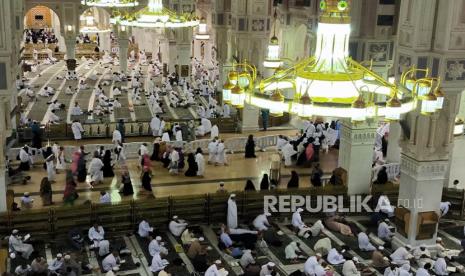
[23,5,66,51]
[79,6,111,32]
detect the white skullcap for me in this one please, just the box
[219,182,224,186]
[113,267,120,271]
[215,260,222,265]
[383,257,389,261]
[297,208,304,212]
[24,192,30,196]
[12,229,18,234]
[172,215,178,219]
[352,257,359,263]
[341,249,346,253]
[378,246,384,250]
[156,236,162,241]
[64,255,71,260]
[267,262,275,267]
[265,212,271,216]
[316,253,322,257]
[57,253,63,258]
[384,219,390,222]
[230,194,236,197]
[436,237,442,242]
[9,253,16,259]
[198,237,205,242]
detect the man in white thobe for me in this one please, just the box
[215,140,227,166]
[211,125,219,139]
[358,231,376,251]
[416,263,432,276]
[150,115,161,136]
[342,258,361,276]
[253,213,271,231]
[112,129,122,145]
[205,260,223,276]
[88,152,104,184]
[413,244,432,267]
[304,255,321,276]
[149,236,168,256]
[259,262,277,276]
[378,219,394,241]
[314,237,332,256]
[150,252,169,273]
[282,143,297,166]
[285,241,304,261]
[71,102,82,116]
[100,192,111,204]
[196,150,205,176]
[434,257,448,276]
[9,230,34,259]
[71,121,84,140]
[223,104,230,118]
[88,223,105,248]
[102,251,120,272]
[48,253,64,274]
[440,201,451,217]
[390,245,413,265]
[208,138,218,164]
[169,216,188,237]
[227,194,238,229]
[327,248,346,265]
[138,220,153,238]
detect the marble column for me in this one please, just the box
[240,102,259,132]
[64,37,76,71]
[168,40,178,74]
[118,38,129,73]
[0,99,8,212]
[386,122,401,163]
[338,120,377,195]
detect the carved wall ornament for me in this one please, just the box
[445,59,465,81]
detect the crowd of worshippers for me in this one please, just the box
[24,29,58,44]
[276,120,339,168]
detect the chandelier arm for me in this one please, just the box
[349,59,397,91]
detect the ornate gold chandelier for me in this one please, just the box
[222,0,444,122]
[81,0,139,8]
[110,0,199,28]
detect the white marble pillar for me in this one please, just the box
[118,38,129,73]
[168,41,178,74]
[64,38,76,60]
[100,32,111,53]
[338,120,377,195]
[240,102,259,132]
[386,122,401,163]
[392,154,448,247]
[0,100,8,212]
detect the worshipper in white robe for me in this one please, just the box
[9,229,34,259]
[227,194,238,229]
[434,256,448,275]
[314,237,332,256]
[292,208,324,238]
[65,85,75,95]
[413,244,432,267]
[169,216,188,237]
[112,129,122,145]
[378,219,394,241]
[259,262,277,276]
[15,264,32,275]
[100,191,111,204]
[304,255,321,276]
[195,148,205,176]
[149,236,168,256]
[208,138,218,164]
[71,102,83,116]
[150,115,161,136]
[138,220,154,238]
[435,237,461,259]
[48,253,64,274]
[253,213,272,231]
[102,251,120,272]
[342,258,361,276]
[358,231,376,251]
[440,201,451,217]
[282,143,297,167]
[45,154,55,182]
[161,132,170,142]
[71,121,84,140]
[202,118,212,133]
[88,151,104,185]
[158,119,166,136]
[215,140,228,166]
[113,87,122,96]
[180,229,196,246]
[285,241,305,261]
[21,192,34,209]
[377,195,395,217]
[48,110,60,124]
[416,263,432,276]
[150,252,169,274]
[390,245,413,265]
[327,248,346,265]
[399,263,412,276]
[168,148,180,174]
[88,223,105,248]
[175,127,183,142]
[211,125,219,139]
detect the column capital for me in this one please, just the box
[400,154,449,181]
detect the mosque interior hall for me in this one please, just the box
[1,0,465,275]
